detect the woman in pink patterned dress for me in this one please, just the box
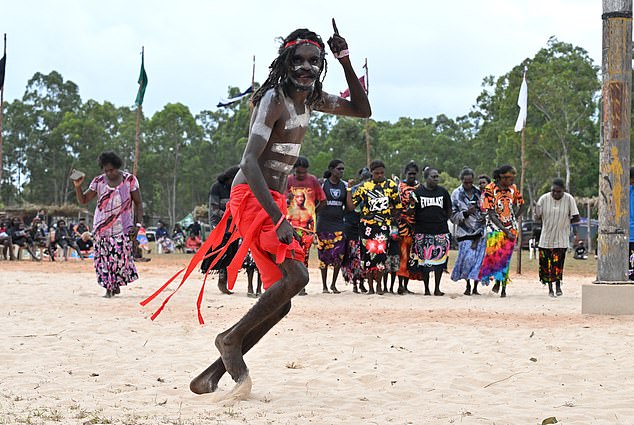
[74,152,143,297]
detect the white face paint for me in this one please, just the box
[284,97,310,130]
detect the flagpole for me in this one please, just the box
[517,125,525,274]
[363,58,371,166]
[133,46,144,176]
[252,55,256,93]
[0,34,5,187]
[517,67,527,275]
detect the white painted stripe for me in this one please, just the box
[251,122,272,141]
[284,97,310,130]
[264,159,294,173]
[271,143,301,156]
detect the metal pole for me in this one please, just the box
[597,0,632,282]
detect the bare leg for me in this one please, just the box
[190,301,292,394]
[433,268,444,296]
[366,272,375,294]
[246,268,255,297]
[256,274,262,295]
[359,278,367,293]
[472,280,480,295]
[218,269,233,295]
[389,272,396,293]
[214,259,308,384]
[464,279,471,296]
[321,267,330,293]
[422,271,431,295]
[330,265,340,293]
[376,271,385,295]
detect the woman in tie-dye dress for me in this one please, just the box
[478,165,525,298]
[74,152,143,297]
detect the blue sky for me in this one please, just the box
[1,0,600,122]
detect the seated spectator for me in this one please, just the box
[136,225,151,254]
[77,231,94,254]
[10,217,40,261]
[185,231,202,253]
[73,218,90,239]
[52,219,84,261]
[574,240,588,260]
[172,224,186,253]
[29,217,50,258]
[0,217,16,260]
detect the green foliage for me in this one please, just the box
[0,38,601,222]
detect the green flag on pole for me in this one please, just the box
[135,48,148,106]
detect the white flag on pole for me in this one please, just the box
[514,71,528,132]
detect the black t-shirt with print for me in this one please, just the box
[411,185,451,234]
[317,179,347,233]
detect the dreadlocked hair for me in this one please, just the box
[251,28,328,109]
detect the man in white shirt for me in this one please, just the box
[534,178,580,296]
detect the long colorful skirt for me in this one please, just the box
[450,238,486,282]
[360,222,389,272]
[296,229,314,268]
[408,233,450,278]
[94,234,138,292]
[342,239,365,283]
[397,234,413,278]
[317,231,346,269]
[478,229,516,286]
[539,248,566,284]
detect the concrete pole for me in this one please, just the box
[597,0,632,283]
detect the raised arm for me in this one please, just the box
[73,175,97,205]
[314,19,371,118]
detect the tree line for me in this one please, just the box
[0,38,617,226]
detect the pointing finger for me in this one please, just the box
[332,18,339,35]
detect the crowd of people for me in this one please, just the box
[202,156,583,300]
[0,211,93,261]
[1,156,584,301]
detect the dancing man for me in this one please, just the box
[188,22,370,395]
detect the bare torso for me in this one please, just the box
[233,88,322,193]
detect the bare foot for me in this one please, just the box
[218,281,233,295]
[215,332,249,384]
[322,288,331,294]
[434,290,444,296]
[190,359,225,394]
[330,286,340,294]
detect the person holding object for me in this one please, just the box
[74,151,143,298]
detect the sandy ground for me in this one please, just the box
[1,255,634,425]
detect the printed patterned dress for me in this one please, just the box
[352,179,402,272]
[89,171,139,292]
[478,182,524,286]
